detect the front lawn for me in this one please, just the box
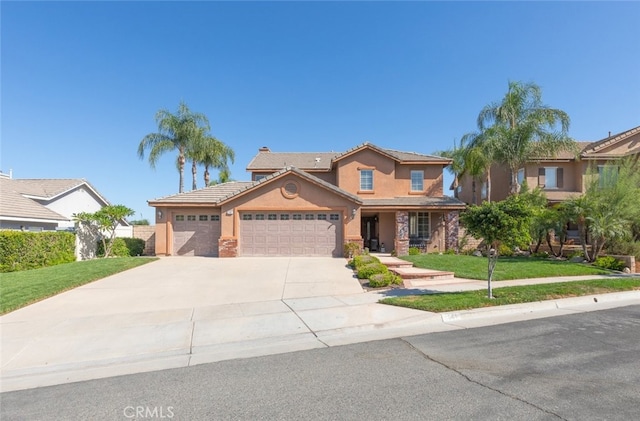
[0,257,157,315]
[380,278,640,312]
[402,254,610,280]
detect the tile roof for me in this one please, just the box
[148,168,363,206]
[245,142,450,171]
[0,178,70,221]
[581,125,640,158]
[148,181,255,205]
[362,196,466,209]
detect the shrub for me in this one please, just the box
[368,271,403,288]
[350,254,379,269]
[498,243,514,257]
[593,256,625,271]
[408,247,421,255]
[606,241,640,261]
[344,242,362,258]
[357,262,388,279]
[0,231,76,272]
[97,237,146,257]
[123,238,145,256]
[533,251,550,258]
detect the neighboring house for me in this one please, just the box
[455,125,640,205]
[149,142,466,257]
[0,173,130,235]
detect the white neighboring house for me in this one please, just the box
[0,172,131,237]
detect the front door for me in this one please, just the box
[361,216,378,251]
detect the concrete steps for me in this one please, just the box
[373,254,456,284]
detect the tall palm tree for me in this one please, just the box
[138,101,210,193]
[438,139,466,199]
[478,81,575,194]
[439,138,488,204]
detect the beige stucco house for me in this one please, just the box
[149,142,466,257]
[455,125,640,205]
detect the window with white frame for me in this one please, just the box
[409,212,430,239]
[517,168,525,186]
[481,181,487,200]
[410,170,424,192]
[360,169,373,191]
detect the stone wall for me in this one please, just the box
[132,225,156,256]
[395,211,409,256]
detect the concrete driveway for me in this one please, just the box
[1,257,435,391]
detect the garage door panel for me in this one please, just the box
[241,212,341,257]
[173,216,220,257]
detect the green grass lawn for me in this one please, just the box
[0,257,157,315]
[402,254,611,280]
[380,278,640,313]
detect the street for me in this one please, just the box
[2,305,639,420]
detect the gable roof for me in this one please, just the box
[333,142,451,164]
[6,178,109,203]
[580,125,640,159]
[0,178,72,221]
[149,168,362,206]
[246,142,451,172]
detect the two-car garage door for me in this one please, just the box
[240,212,342,257]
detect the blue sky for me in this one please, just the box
[2,1,639,220]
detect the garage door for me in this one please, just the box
[240,212,342,257]
[173,214,221,256]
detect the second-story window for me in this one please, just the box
[411,170,424,191]
[360,169,373,191]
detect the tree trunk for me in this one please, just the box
[487,246,497,299]
[510,166,520,195]
[546,232,558,256]
[191,160,198,190]
[486,167,492,203]
[204,165,210,187]
[472,179,477,205]
[178,150,185,193]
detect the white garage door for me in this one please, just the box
[173,214,221,256]
[240,212,342,257]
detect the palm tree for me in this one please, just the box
[478,81,575,194]
[438,139,466,199]
[461,128,498,203]
[138,101,210,193]
[199,135,235,187]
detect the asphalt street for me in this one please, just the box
[2,305,639,421]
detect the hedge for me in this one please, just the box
[0,231,76,272]
[97,237,146,257]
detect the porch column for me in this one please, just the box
[445,211,460,252]
[395,211,409,256]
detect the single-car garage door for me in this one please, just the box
[240,212,342,257]
[173,213,221,256]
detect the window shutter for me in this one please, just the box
[538,168,545,187]
[557,168,564,188]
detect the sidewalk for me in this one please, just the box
[2,270,639,393]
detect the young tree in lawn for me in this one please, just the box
[478,81,575,195]
[138,101,210,193]
[460,196,533,298]
[74,205,135,258]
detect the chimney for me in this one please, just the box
[608,131,611,137]
[259,146,270,152]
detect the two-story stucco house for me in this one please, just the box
[149,142,466,257]
[456,125,640,205]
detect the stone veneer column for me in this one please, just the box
[445,211,460,252]
[395,211,409,256]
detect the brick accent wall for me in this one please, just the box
[395,211,409,256]
[132,225,156,256]
[219,238,238,258]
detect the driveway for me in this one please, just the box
[1,257,432,391]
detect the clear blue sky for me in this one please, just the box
[2,1,639,220]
